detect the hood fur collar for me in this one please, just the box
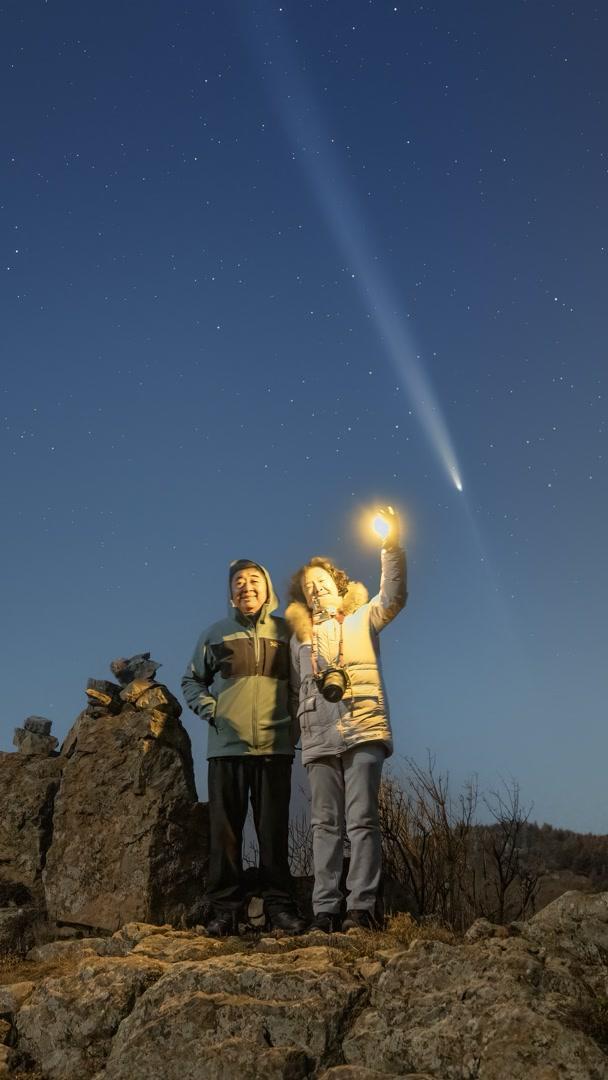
[285,581,369,642]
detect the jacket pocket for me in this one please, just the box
[260,638,289,680]
[297,694,317,738]
[297,694,317,718]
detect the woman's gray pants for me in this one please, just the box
[307,741,385,914]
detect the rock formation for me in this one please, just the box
[0,712,63,958]
[12,716,59,757]
[0,732,61,912]
[0,654,209,946]
[0,891,607,1078]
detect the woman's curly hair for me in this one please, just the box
[287,556,351,607]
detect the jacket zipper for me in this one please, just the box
[252,623,259,750]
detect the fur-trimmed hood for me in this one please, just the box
[285,581,369,643]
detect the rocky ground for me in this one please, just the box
[1,891,608,1079]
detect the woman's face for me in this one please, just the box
[301,566,341,610]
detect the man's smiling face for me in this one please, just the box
[231,566,268,617]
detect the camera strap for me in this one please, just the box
[310,613,345,679]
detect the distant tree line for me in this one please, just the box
[518,820,608,884]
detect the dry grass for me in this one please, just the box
[0,950,85,986]
[285,912,461,961]
[385,910,458,947]
[0,951,24,976]
[0,916,460,986]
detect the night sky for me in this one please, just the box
[2,2,607,832]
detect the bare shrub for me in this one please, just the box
[379,754,477,930]
[378,756,540,930]
[288,810,314,877]
[473,779,541,922]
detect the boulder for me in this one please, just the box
[84,679,122,712]
[43,701,208,931]
[108,1041,315,1080]
[522,889,608,960]
[130,928,226,963]
[342,927,608,1078]
[0,982,35,1017]
[464,917,509,943]
[24,717,52,737]
[0,752,62,907]
[110,653,161,685]
[15,955,164,1079]
[12,728,59,756]
[26,938,109,964]
[101,945,365,1079]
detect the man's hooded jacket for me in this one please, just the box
[181,561,294,758]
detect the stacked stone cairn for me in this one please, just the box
[111,652,183,745]
[1,652,209,950]
[12,716,58,757]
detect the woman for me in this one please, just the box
[286,507,407,931]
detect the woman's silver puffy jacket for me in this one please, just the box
[286,545,406,765]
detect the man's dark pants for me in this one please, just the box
[206,755,294,917]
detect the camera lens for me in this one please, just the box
[320,668,347,702]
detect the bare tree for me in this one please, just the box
[475,778,540,922]
[379,755,479,930]
[379,760,540,930]
[288,810,314,877]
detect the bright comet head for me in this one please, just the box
[450,467,464,492]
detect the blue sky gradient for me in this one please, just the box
[2,1,607,830]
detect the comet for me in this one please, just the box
[248,5,464,493]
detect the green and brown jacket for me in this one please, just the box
[181,562,294,758]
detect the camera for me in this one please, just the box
[315,665,348,703]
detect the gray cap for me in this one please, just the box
[229,559,264,583]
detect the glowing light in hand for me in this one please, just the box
[372,514,390,540]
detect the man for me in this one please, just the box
[182,559,305,937]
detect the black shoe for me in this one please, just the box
[342,909,379,931]
[206,910,239,938]
[267,909,307,935]
[309,912,342,933]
